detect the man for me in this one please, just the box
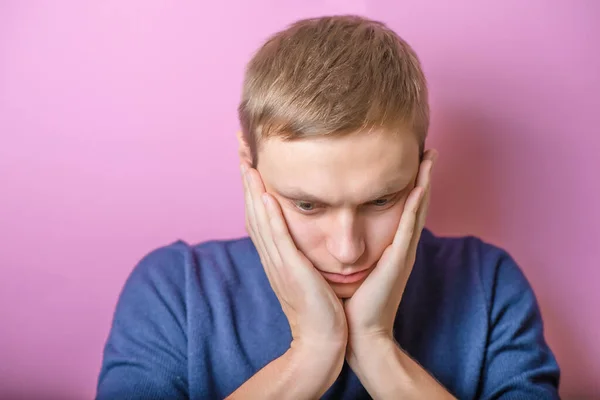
[97,15,560,399]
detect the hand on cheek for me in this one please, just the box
[241,146,438,375]
[240,162,348,358]
[343,149,437,347]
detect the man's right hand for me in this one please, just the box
[232,162,347,398]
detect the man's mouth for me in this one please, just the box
[319,267,372,284]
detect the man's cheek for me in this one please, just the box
[367,206,404,250]
[278,206,320,250]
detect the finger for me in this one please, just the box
[262,192,310,273]
[241,164,256,236]
[410,150,437,251]
[407,149,435,236]
[242,167,292,307]
[416,149,436,190]
[418,163,433,228]
[390,150,435,250]
[242,164,278,278]
[246,168,283,268]
[392,185,425,258]
[241,164,261,245]
[262,192,321,306]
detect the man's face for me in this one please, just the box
[257,130,420,299]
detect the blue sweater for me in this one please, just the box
[97,229,560,399]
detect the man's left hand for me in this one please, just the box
[342,150,452,400]
[344,148,436,346]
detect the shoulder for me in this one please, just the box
[417,228,532,310]
[419,228,523,279]
[103,236,260,360]
[126,236,258,290]
[419,228,512,269]
[418,232,560,396]
[98,238,255,398]
[126,240,191,286]
[112,236,259,327]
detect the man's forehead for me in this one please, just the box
[258,133,418,204]
[258,131,419,168]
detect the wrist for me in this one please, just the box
[287,339,346,397]
[347,335,400,396]
[347,332,394,360]
[226,337,346,400]
[347,336,455,400]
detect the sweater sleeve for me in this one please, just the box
[96,245,189,400]
[478,244,560,399]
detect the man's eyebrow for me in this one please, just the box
[368,182,410,199]
[275,189,331,204]
[274,180,410,205]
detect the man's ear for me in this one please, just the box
[236,130,253,167]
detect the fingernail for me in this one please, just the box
[430,153,437,171]
[262,193,269,206]
[240,164,247,176]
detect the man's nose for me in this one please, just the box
[325,212,365,265]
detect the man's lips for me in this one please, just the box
[319,267,372,284]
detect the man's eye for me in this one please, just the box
[295,201,315,211]
[371,198,390,207]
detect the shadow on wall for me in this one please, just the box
[427,108,596,399]
[427,109,506,241]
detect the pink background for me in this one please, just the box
[1,1,598,398]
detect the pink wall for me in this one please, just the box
[0,1,597,398]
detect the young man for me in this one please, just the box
[97,15,560,399]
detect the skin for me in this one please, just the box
[231,129,455,399]
[254,130,420,299]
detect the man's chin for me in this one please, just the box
[330,282,362,299]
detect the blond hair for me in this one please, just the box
[238,15,429,165]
